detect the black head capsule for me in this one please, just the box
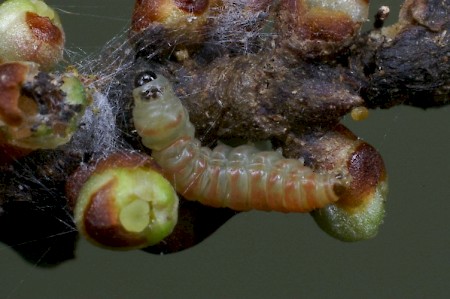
[134,71,157,88]
[140,86,163,100]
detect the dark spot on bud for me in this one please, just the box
[0,62,30,126]
[339,142,386,207]
[25,12,63,44]
[83,179,147,248]
[174,0,209,15]
[299,12,356,42]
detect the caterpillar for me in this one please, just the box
[132,71,346,212]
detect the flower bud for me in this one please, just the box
[0,61,89,150]
[132,0,213,33]
[278,0,369,57]
[130,0,221,58]
[67,152,179,250]
[283,125,387,241]
[311,142,388,241]
[0,0,65,68]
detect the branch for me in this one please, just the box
[0,0,448,265]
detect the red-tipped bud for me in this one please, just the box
[0,0,65,68]
[67,152,179,250]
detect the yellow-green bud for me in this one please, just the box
[312,180,387,241]
[0,61,90,150]
[312,142,388,241]
[68,152,179,250]
[0,0,65,68]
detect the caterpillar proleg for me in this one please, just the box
[132,72,345,212]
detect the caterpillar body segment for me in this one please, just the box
[152,137,340,212]
[132,72,343,212]
[132,72,195,150]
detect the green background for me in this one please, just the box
[1,1,449,298]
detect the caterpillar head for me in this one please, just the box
[132,71,195,151]
[133,71,170,101]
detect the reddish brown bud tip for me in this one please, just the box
[0,0,65,68]
[174,0,209,14]
[132,0,211,32]
[0,62,31,127]
[279,0,369,56]
[82,178,151,248]
[0,63,89,150]
[339,142,387,208]
[297,9,357,42]
[69,151,179,250]
[26,12,63,44]
[312,141,388,242]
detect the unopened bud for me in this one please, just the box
[278,0,369,57]
[67,152,179,250]
[0,0,65,68]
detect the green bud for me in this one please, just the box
[312,180,388,242]
[0,0,64,68]
[71,152,179,250]
[0,61,90,150]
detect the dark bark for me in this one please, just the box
[352,0,450,108]
[0,150,81,266]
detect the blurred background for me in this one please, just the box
[0,0,449,298]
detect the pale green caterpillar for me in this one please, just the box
[132,71,344,212]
